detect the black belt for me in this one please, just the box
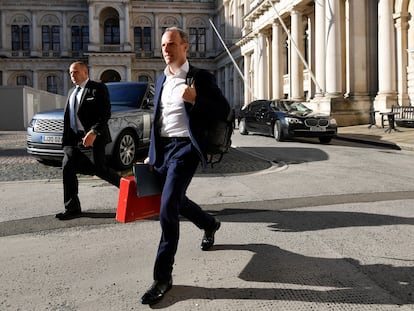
[160,137,191,143]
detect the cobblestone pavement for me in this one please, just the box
[0,131,271,182]
[0,131,62,182]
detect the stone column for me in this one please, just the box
[64,72,69,95]
[394,12,409,106]
[325,0,342,97]
[306,15,315,99]
[243,52,252,105]
[31,11,41,57]
[88,5,99,51]
[154,14,160,57]
[32,71,38,89]
[290,9,304,101]
[253,35,260,99]
[257,32,267,99]
[314,0,325,96]
[123,3,131,52]
[225,65,231,100]
[407,11,414,103]
[374,0,397,110]
[346,0,370,101]
[0,11,6,51]
[61,13,68,57]
[234,62,242,110]
[272,22,282,99]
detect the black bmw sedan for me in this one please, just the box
[238,99,337,143]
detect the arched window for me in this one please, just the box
[189,27,206,52]
[11,14,30,52]
[101,70,121,83]
[12,25,30,51]
[138,75,149,82]
[104,18,120,44]
[70,15,89,53]
[72,26,89,51]
[188,18,206,53]
[47,75,58,94]
[41,15,60,52]
[42,25,60,51]
[16,75,28,86]
[134,27,151,51]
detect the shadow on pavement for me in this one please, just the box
[152,243,411,308]
[335,134,401,150]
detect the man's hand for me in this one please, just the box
[181,81,196,105]
[82,130,97,147]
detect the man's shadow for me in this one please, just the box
[152,208,414,308]
[152,243,412,308]
[210,208,414,232]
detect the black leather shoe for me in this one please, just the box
[201,219,221,251]
[141,279,172,305]
[55,209,82,220]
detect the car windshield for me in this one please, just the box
[271,101,312,113]
[107,83,148,108]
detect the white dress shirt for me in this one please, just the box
[159,62,190,137]
[70,79,88,132]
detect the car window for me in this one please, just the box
[270,101,289,112]
[270,101,282,112]
[251,101,266,112]
[289,102,312,113]
[107,83,148,108]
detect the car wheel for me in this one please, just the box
[113,130,138,170]
[238,118,248,135]
[273,120,284,141]
[319,136,332,144]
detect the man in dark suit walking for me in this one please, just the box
[140,27,228,305]
[56,61,121,220]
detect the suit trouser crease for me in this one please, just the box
[63,139,120,211]
[153,140,215,281]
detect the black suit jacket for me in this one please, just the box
[62,79,112,146]
[149,65,229,168]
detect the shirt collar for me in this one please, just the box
[164,61,189,79]
[77,79,89,89]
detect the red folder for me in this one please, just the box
[116,176,161,223]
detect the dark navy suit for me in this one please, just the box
[62,80,120,211]
[148,65,229,281]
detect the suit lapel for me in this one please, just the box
[78,81,92,109]
[154,74,166,118]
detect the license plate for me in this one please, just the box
[41,135,62,144]
[310,126,326,132]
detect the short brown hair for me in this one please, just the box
[71,61,88,70]
[164,27,189,44]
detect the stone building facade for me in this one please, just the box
[238,0,414,125]
[0,0,413,126]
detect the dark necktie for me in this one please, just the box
[70,86,81,133]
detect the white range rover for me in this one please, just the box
[27,82,154,170]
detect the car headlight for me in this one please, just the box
[285,117,302,124]
[28,118,36,128]
[329,118,337,125]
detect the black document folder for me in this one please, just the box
[133,163,161,197]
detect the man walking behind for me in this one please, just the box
[56,61,120,220]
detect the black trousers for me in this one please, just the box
[62,138,120,211]
[152,139,215,281]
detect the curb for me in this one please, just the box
[335,135,403,150]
